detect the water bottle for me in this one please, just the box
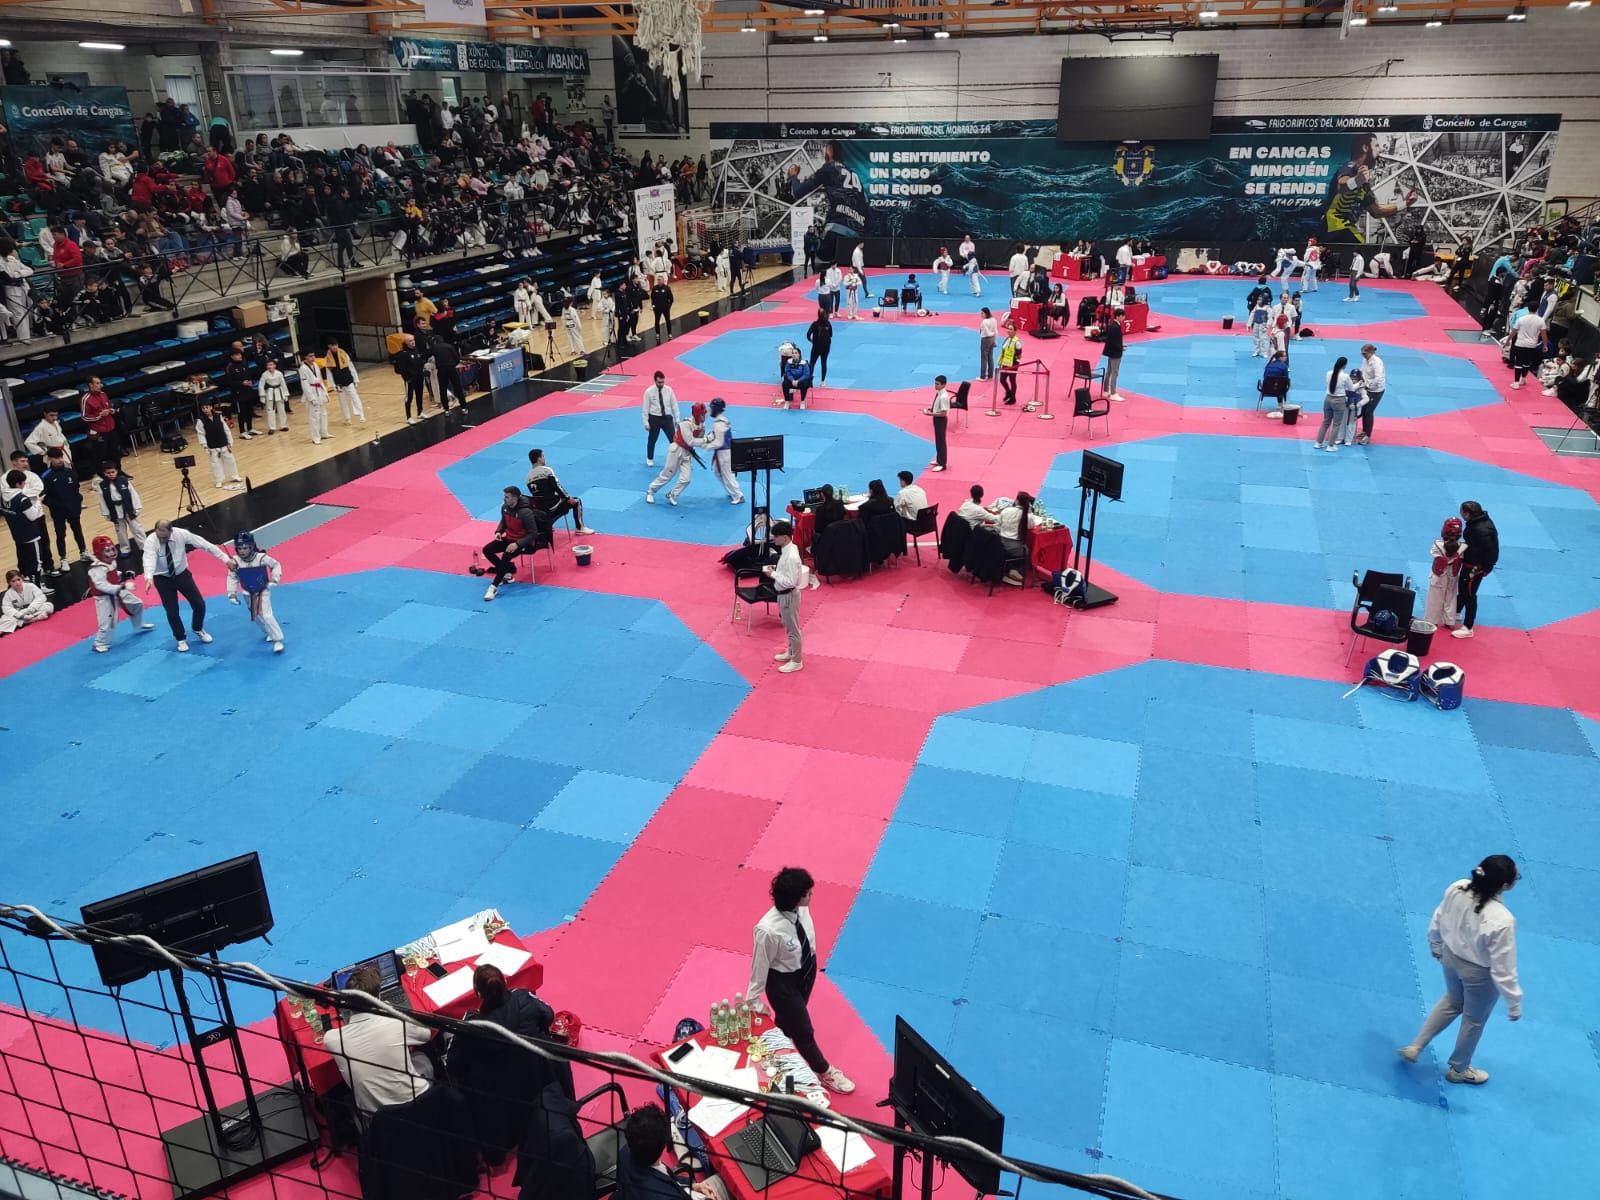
[717,998,731,1046]
[708,1002,720,1045]
[737,1000,751,1043]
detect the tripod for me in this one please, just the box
[177,466,207,519]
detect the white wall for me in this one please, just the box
[6,43,206,120]
[575,11,1600,202]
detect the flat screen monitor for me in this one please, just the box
[730,435,785,473]
[890,1017,1004,1194]
[1079,449,1125,501]
[80,852,274,988]
[1057,54,1219,142]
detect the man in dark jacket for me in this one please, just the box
[615,1106,724,1200]
[1454,500,1499,639]
[649,279,673,343]
[392,334,429,423]
[1246,275,1274,313]
[431,337,466,411]
[470,487,546,600]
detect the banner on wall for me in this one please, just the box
[708,115,1561,250]
[0,85,136,159]
[612,36,688,137]
[390,39,589,75]
[634,184,677,261]
[789,206,817,260]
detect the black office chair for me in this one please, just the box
[732,567,778,633]
[813,519,868,580]
[358,1082,479,1200]
[512,520,558,581]
[950,380,972,430]
[962,524,1028,594]
[1347,569,1415,665]
[1257,374,1290,415]
[515,1080,628,1200]
[903,503,940,565]
[1072,357,1106,396]
[1071,385,1111,438]
[937,509,970,571]
[865,510,907,569]
[880,287,900,319]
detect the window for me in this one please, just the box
[441,77,460,106]
[225,70,401,133]
[164,73,199,108]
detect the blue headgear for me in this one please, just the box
[234,530,259,558]
[709,398,726,417]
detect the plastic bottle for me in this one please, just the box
[736,1000,751,1043]
[708,1001,720,1044]
[717,998,731,1046]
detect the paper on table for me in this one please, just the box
[688,1095,749,1138]
[672,1044,742,1085]
[431,916,491,964]
[423,965,476,1007]
[475,941,531,977]
[816,1125,876,1175]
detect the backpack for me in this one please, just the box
[160,433,187,453]
[1049,568,1086,607]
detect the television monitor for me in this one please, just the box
[730,434,785,473]
[1057,54,1219,142]
[1079,449,1125,500]
[890,1017,1004,1194]
[80,853,274,988]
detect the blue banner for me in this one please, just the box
[391,38,588,75]
[1,85,136,158]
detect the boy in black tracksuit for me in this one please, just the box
[650,281,673,342]
[40,449,86,561]
[224,349,256,437]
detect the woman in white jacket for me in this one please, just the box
[1399,855,1522,1086]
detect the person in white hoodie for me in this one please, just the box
[1398,855,1522,1086]
[257,359,290,434]
[297,351,332,444]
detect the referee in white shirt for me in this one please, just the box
[642,371,679,467]
[1399,854,1522,1086]
[142,520,233,652]
[925,375,951,472]
[747,867,854,1094]
[765,522,805,674]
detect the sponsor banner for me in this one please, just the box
[613,37,689,137]
[1,85,136,159]
[634,184,677,262]
[390,39,589,75]
[708,115,1560,249]
[789,206,817,259]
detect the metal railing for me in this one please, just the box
[0,902,1172,1200]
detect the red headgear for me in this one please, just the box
[1442,517,1463,538]
[92,535,118,563]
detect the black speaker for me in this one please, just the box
[731,435,784,473]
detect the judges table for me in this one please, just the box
[1122,301,1150,334]
[1030,524,1073,579]
[275,908,544,1097]
[1129,256,1167,283]
[655,1018,891,1200]
[1051,257,1090,281]
[786,495,870,557]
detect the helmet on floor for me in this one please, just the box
[92,536,118,563]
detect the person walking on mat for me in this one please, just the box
[764,522,808,674]
[142,519,234,652]
[746,866,854,1093]
[1398,855,1521,1085]
[806,306,833,385]
[925,375,951,472]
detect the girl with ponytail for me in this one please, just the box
[1398,855,1522,1085]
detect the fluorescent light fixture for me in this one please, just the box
[78,41,126,50]
[1568,1,1590,8]
[884,20,899,26]
[1377,2,1397,10]
[1349,13,1367,23]
[269,48,304,56]
[803,7,824,13]
[741,23,758,31]
[933,28,951,36]
[1198,9,1219,19]
[1424,16,1443,23]
[1506,4,1526,16]
[813,33,828,40]
[0,38,11,47]
[892,36,908,42]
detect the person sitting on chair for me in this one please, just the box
[893,470,928,521]
[1261,351,1291,418]
[321,965,434,1118]
[901,273,923,310]
[469,486,548,602]
[857,478,895,520]
[956,484,990,526]
[525,449,595,535]
[779,350,812,410]
[616,1105,728,1200]
[811,484,846,537]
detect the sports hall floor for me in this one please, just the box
[2,269,1598,1200]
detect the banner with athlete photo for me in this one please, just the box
[633,184,677,261]
[1,85,136,159]
[707,115,1560,250]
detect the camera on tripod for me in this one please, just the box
[173,455,197,470]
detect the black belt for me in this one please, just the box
[775,586,796,595]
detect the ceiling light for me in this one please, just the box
[0,39,11,47]
[1349,13,1367,22]
[270,48,304,56]
[78,41,125,50]
[1198,9,1219,18]
[884,20,899,26]
[803,7,824,13]
[813,33,828,40]
[741,23,757,31]
[1424,16,1443,24]
[933,28,951,36]
[1567,1,1590,8]
[1506,4,1526,16]
[1377,2,1397,10]
[892,36,908,42]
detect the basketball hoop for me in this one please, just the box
[633,0,709,98]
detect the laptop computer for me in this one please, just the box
[332,950,411,1011]
[724,1112,820,1192]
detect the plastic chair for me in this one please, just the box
[880,288,900,319]
[732,568,778,633]
[1071,385,1111,438]
[1072,357,1106,395]
[950,381,972,429]
[1257,374,1290,414]
[903,503,940,565]
[1346,569,1414,664]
